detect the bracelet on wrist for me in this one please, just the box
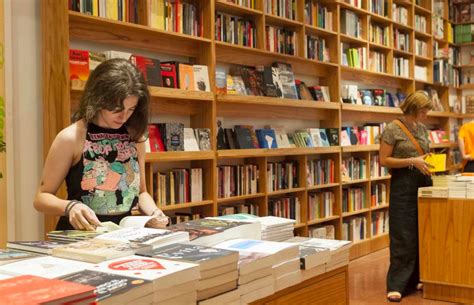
[65,200,80,217]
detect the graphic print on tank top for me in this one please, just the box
[79,124,140,214]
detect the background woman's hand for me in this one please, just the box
[145,208,169,229]
[412,155,433,176]
[68,203,101,231]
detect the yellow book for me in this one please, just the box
[425,154,446,172]
[92,0,99,16]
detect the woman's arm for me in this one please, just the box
[33,126,100,230]
[136,140,168,227]
[379,140,432,176]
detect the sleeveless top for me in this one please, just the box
[56,123,140,230]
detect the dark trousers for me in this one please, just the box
[464,161,474,173]
[386,168,432,295]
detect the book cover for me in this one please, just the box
[178,64,195,90]
[6,240,70,255]
[161,62,179,88]
[0,249,39,265]
[0,256,93,278]
[326,128,339,146]
[193,65,211,92]
[256,129,278,148]
[137,243,239,271]
[295,80,314,100]
[69,49,89,81]
[215,67,227,95]
[60,270,153,303]
[130,55,162,87]
[424,153,446,172]
[165,123,184,151]
[262,66,280,97]
[184,127,200,151]
[272,62,298,99]
[95,227,189,249]
[0,275,96,305]
[319,129,330,146]
[195,128,212,151]
[234,126,255,149]
[52,239,152,263]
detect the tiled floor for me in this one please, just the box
[348,248,456,305]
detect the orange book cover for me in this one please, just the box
[0,275,95,304]
[69,49,90,81]
[178,64,195,90]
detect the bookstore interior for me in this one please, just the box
[1,0,474,304]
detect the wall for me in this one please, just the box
[7,0,43,240]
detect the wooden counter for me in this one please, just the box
[418,197,474,304]
[250,266,348,305]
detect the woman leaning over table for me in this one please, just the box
[379,90,433,302]
[34,58,168,231]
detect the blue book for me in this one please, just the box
[256,129,278,148]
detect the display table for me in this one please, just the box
[418,197,474,304]
[250,266,348,305]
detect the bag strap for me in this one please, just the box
[393,119,424,156]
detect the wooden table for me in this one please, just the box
[250,266,348,305]
[418,197,474,304]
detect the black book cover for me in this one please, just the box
[234,127,255,149]
[262,66,281,97]
[224,128,237,149]
[326,128,339,146]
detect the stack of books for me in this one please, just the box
[6,240,71,255]
[46,230,102,242]
[60,269,154,304]
[259,216,296,242]
[308,238,352,272]
[418,186,449,198]
[285,237,331,281]
[91,255,200,304]
[137,243,240,302]
[0,275,96,305]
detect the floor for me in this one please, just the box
[348,248,456,305]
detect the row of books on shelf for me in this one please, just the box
[308,191,334,221]
[429,129,449,144]
[265,0,297,20]
[450,2,474,23]
[218,125,339,150]
[414,14,427,33]
[393,4,409,25]
[153,168,203,206]
[394,29,410,52]
[341,124,385,146]
[342,85,405,107]
[265,26,297,55]
[371,183,387,207]
[342,158,367,182]
[454,24,474,44]
[369,23,389,46]
[342,212,389,242]
[269,197,301,223]
[219,203,260,217]
[415,39,428,57]
[368,0,388,16]
[305,35,330,62]
[341,9,362,39]
[370,155,389,178]
[393,56,409,78]
[369,51,387,74]
[218,164,259,198]
[225,0,256,8]
[341,45,367,69]
[267,161,299,192]
[69,0,139,23]
[304,1,333,30]
[307,159,335,186]
[0,215,353,304]
[70,49,211,91]
[146,124,211,152]
[215,12,257,48]
[434,59,461,87]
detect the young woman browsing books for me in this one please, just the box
[379,91,433,302]
[34,58,168,231]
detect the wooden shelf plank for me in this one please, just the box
[429,142,452,149]
[369,42,392,52]
[428,111,453,118]
[415,54,433,63]
[340,33,368,44]
[215,0,263,16]
[217,95,339,109]
[307,215,340,226]
[341,66,412,87]
[217,147,341,158]
[342,145,380,153]
[370,176,391,182]
[341,103,402,114]
[342,208,370,217]
[415,30,432,40]
[371,204,389,211]
[460,84,474,90]
[145,151,215,162]
[307,183,340,191]
[159,200,214,211]
[341,178,370,185]
[217,193,265,203]
[265,13,303,28]
[268,187,306,196]
[414,5,431,15]
[304,24,338,37]
[68,11,211,57]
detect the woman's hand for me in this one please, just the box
[145,208,169,229]
[68,203,101,231]
[411,155,433,176]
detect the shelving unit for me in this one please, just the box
[42,0,464,260]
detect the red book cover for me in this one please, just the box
[0,275,95,305]
[160,62,178,88]
[130,55,162,87]
[148,124,165,152]
[69,49,89,81]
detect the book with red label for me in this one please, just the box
[89,255,199,290]
[161,62,179,88]
[148,124,166,152]
[0,275,96,305]
[69,49,89,81]
[130,55,162,87]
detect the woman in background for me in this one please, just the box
[34,58,167,230]
[379,91,433,302]
[458,120,474,172]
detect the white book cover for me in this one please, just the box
[184,128,200,151]
[259,216,296,228]
[214,239,298,266]
[288,237,352,254]
[95,227,189,249]
[89,255,199,289]
[193,65,211,92]
[0,256,93,278]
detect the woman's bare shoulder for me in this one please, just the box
[55,121,86,144]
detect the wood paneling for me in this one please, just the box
[0,0,6,248]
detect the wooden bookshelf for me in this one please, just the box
[42,0,465,260]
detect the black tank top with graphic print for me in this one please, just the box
[56,123,140,230]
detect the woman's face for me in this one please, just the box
[415,108,429,122]
[96,96,138,129]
